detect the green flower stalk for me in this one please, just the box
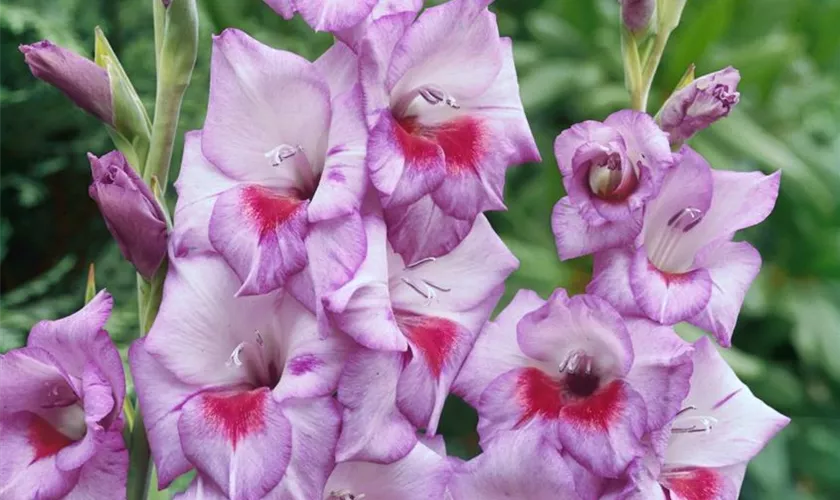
[143,0,199,185]
[126,2,197,499]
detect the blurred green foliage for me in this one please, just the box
[1,0,839,498]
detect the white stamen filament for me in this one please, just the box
[672,413,718,434]
[264,143,316,194]
[327,490,366,500]
[647,207,704,271]
[392,85,460,118]
[225,331,275,387]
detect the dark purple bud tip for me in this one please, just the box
[20,40,114,125]
[620,0,655,33]
[88,151,167,278]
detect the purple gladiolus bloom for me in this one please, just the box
[607,338,789,500]
[0,291,128,499]
[129,251,349,498]
[587,147,780,346]
[172,28,368,298]
[20,40,113,125]
[551,110,674,260]
[360,0,540,262]
[658,67,741,145]
[324,214,517,462]
[454,289,693,479]
[89,150,167,279]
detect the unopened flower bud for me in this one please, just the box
[88,151,167,279]
[620,0,655,34]
[20,41,113,125]
[658,67,741,145]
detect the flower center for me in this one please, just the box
[711,84,738,109]
[559,350,601,399]
[400,256,452,305]
[646,206,705,272]
[326,490,365,500]
[226,330,282,389]
[587,152,632,200]
[264,143,318,197]
[392,84,460,119]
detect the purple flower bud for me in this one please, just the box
[620,0,655,33]
[658,66,741,144]
[88,151,167,278]
[20,40,114,125]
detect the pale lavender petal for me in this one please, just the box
[461,37,541,166]
[309,85,368,222]
[384,193,474,264]
[516,292,634,378]
[269,397,340,499]
[128,340,196,488]
[630,246,713,325]
[624,319,694,430]
[0,347,76,417]
[665,338,789,468]
[266,0,377,31]
[689,241,762,347]
[143,253,277,388]
[390,215,518,315]
[588,247,644,317]
[454,289,546,407]
[63,431,127,500]
[335,349,417,463]
[323,215,407,352]
[171,130,237,258]
[387,0,501,100]
[203,29,331,188]
[327,441,448,499]
[272,293,350,402]
[449,430,578,500]
[552,197,642,260]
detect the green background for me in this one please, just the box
[1,0,839,497]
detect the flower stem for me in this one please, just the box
[638,29,672,111]
[621,29,645,111]
[143,78,189,187]
[126,263,166,500]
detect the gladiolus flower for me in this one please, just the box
[0,292,127,499]
[587,147,780,346]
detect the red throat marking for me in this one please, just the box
[396,117,484,175]
[241,185,304,239]
[27,414,75,463]
[397,314,460,377]
[201,389,268,448]
[663,468,724,500]
[515,370,624,429]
